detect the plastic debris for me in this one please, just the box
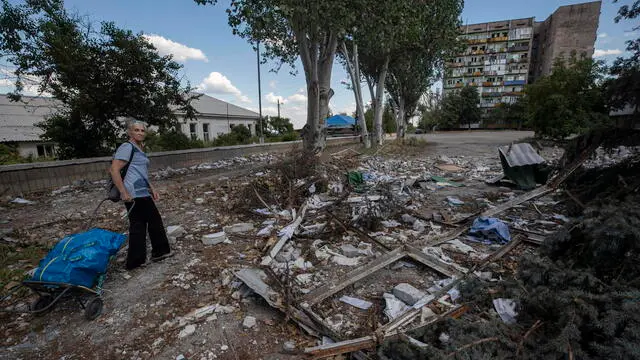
[468,217,511,244]
[339,295,373,310]
[493,298,518,324]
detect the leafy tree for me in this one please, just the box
[0,0,197,159]
[606,0,640,122]
[343,0,462,145]
[195,0,359,153]
[212,124,254,146]
[437,86,481,129]
[485,100,528,129]
[265,116,294,136]
[144,129,203,152]
[526,55,609,139]
[384,1,463,139]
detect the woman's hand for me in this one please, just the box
[121,190,133,202]
[152,189,160,201]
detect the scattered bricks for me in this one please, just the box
[224,222,254,233]
[393,283,427,306]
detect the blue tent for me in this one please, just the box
[326,115,356,128]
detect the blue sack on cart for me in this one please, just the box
[32,228,126,288]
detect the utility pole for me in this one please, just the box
[257,41,264,143]
[277,99,281,118]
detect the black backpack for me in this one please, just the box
[106,142,136,202]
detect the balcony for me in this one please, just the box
[504,80,526,86]
[481,92,503,97]
[504,91,525,96]
[488,36,508,43]
[483,81,504,87]
[455,83,463,88]
[467,61,484,66]
[508,45,529,52]
[467,38,487,44]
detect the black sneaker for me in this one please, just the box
[151,251,175,262]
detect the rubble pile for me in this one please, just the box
[152,153,277,180]
[380,130,640,360]
[2,135,598,360]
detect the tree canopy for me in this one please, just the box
[0,0,198,159]
[526,55,609,140]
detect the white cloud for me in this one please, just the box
[593,48,622,57]
[624,31,639,37]
[265,92,286,105]
[0,68,52,97]
[142,34,208,62]
[197,72,251,104]
[597,33,608,38]
[269,80,277,89]
[287,93,307,103]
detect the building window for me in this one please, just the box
[36,144,54,158]
[202,123,210,142]
[189,123,197,140]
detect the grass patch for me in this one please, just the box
[0,243,48,292]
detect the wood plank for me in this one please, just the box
[302,247,406,306]
[404,245,464,278]
[305,336,377,358]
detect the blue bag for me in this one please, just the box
[32,228,126,288]
[468,217,511,244]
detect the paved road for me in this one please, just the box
[410,130,535,157]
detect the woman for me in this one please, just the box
[110,121,173,270]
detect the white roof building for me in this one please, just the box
[0,93,260,158]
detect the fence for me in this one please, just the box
[0,137,359,195]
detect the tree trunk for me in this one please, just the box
[398,97,406,139]
[296,30,338,154]
[341,41,370,148]
[373,55,390,145]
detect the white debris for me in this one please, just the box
[195,198,205,205]
[420,307,436,322]
[331,254,360,266]
[339,295,373,310]
[224,222,254,233]
[325,314,345,332]
[393,283,426,306]
[201,231,230,245]
[220,345,229,351]
[283,341,296,353]
[214,305,237,314]
[383,293,410,320]
[11,198,35,205]
[243,316,257,329]
[178,325,196,338]
[256,224,274,237]
[340,244,362,258]
[442,239,476,255]
[493,298,518,324]
[167,225,185,239]
[295,273,314,286]
[308,183,316,194]
[413,220,426,233]
[381,220,401,228]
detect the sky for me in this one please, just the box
[0,0,636,128]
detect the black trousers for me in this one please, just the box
[125,197,170,269]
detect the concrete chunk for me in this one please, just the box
[243,316,257,329]
[201,231,228,245]
[393,283,426,306]
[224,222,254,233]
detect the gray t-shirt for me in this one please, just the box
[114,142,150,198]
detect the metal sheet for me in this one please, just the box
[498,143,545,168]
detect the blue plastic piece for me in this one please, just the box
[468,217,511,244]
[32,228,126,288]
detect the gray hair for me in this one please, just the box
[126,119,146,131]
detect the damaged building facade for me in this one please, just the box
[443,1,601,126]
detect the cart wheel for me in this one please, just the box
[31,295,54,316]
[84,297,103,320]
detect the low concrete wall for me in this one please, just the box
[0,137,358,195]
